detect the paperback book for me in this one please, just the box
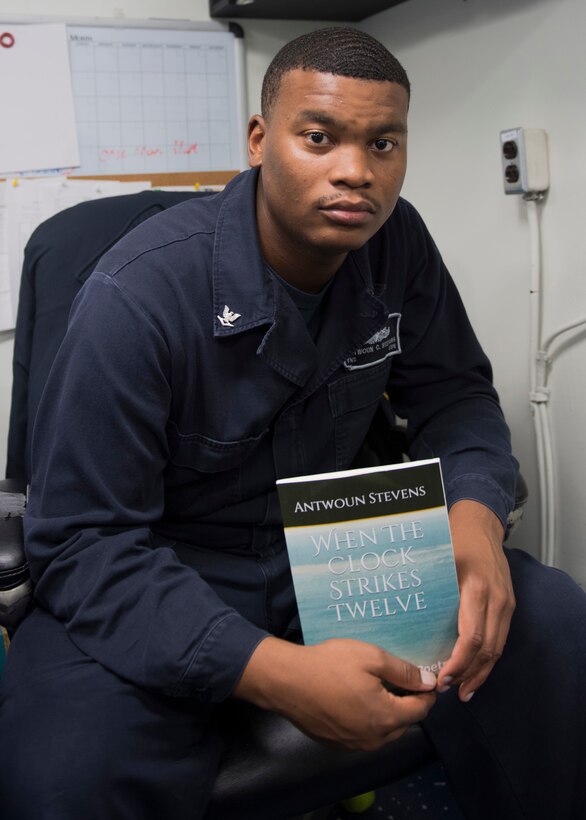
[277,458,459,673]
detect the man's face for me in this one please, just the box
[248,68,409,289]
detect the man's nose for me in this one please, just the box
[329,145,374,188]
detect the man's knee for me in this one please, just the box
[0,609,221,819]
[505,547,586,666]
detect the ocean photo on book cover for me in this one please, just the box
[277,458,459,672]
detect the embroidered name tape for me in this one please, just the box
[343,313,401,370]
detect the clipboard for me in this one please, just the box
[0,24,80,176]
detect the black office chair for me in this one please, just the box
[0,192,527,819]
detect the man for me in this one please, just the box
[1,27,585,820]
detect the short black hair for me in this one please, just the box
[261,27,410,119]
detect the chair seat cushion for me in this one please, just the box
[204,701,436,819]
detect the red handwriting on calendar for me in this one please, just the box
[98,142,198,164]
[98,148,128,162]
[135,145,164,158]
[172,140,198,155]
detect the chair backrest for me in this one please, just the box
[6,190,211,484]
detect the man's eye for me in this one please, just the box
[372,139,395,152]
[307,132,330,145]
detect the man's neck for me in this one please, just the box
[263,248,343,294]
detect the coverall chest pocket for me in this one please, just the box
[328,362,391,469]
[166,425,268,513]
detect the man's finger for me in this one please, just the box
[386,690,437,724]
[456,596,514,699]
[377,650,437,694]
[353,691,437,752]
[438,586,488,685]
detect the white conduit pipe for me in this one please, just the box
[540,318,586,566]
[526,198,542,398]
[525,197,555,565]
[525,198,586,566]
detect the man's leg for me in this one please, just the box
[423,548,586,820]
[0,606,223,820]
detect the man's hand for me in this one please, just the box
[234,637,437,751]
[438,499,515,702]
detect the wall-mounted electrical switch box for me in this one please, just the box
[500,128,549,195]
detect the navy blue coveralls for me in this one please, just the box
[1,169,585,819]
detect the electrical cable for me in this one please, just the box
[542,317,586,359]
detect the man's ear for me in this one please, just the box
[248,115,266,168]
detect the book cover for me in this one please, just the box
[277,458,459,673]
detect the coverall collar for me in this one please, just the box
[212,169,388,389]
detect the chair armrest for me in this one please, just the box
[0,479,32,631]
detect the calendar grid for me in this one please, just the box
[68,26,239,175]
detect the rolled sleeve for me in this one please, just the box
[176,613,268,702]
